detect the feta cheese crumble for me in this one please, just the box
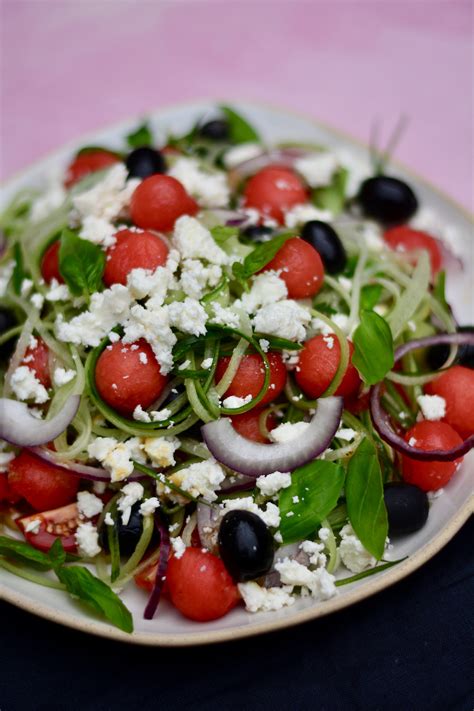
[284,203,332,228]
[222,394,253,409]
[75,522,101,558]
[269,421,310,444]
[171,536,186,559]
[173,215,229,265]
[294,152,339,188]
[10,366,49,404]
[338,523,377,573]
[238,581,296,612]
[168,459,226,502]
[169,157,230,207]
[253,299,311,341]
[256,471,292,497]
[220,497,281,528]
[118,482,144,525]
[416,394,446,421]
[238,271,288,313]
[53,367,76,387]
[77,491,104,519]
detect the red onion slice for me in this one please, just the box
[370,332,474,461]
[201,397,343,477]
[28,446,145,482]
[196,502,221,552]
[144,519,170,620]
[0,396,80,447]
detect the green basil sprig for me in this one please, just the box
[345,437,388,560]
[219,105,260,144]
[278,460,345,544]
[58,228,106,297]
[352,310,394,385]
[0,536,133,633]
[126,122,153,149]
[232,232,293,283]
[210,225,239,244]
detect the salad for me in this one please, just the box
[0,105,473,634]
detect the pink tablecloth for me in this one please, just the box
[1,0,472,210]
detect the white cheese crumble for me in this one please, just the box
[75,522,101,558]
[222,394,253,409]
[223,142,262,169]
[275,557,337,600]
[269,421,310,444]
[323,335,335,350]
[168,459,225,503]
[72,163,139,225]
[173,215,229,265]
[259,338,270,353]
[253,299,311,341]
[336,427,357,442]
[87,437,145,483]
[45,278,70,302]
[24,518,42,535]
[171,536,186,559]
[220,497,281,528]
[201,357,213,370]
[238,271,288,313]
[53,367,76,387]
[118,482,144,525]
[284,203,332,228]
[31,293,45,310]
[56,283,132,348]
[338,523,376,573]
[294,152,339,188]
[179,259,222,299]
[104,512,114,526]
[417,394,446,421]
[77,491,104,519]
[169,157,230,207]
[210,302,241,329]
[256,471,292,497]
[168,297,208,336]
[10,366,49,404]
[122,302,176,375]
[238,581,295,613]
[20,278,33,297]
[139,497,160,516]
[142,436,180,468]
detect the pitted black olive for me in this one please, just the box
[426,326,474,371]
[301,220,347,274]
[218,510,274,582]
[357,176,418,225]
[384,482,429,535]
[199,119,230,142]
[126,147,166,179]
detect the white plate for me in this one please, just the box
[1,101,473,646]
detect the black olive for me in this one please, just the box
[126,147,166,179]
[384,482,429,535]
[99,502,143,556]
[426,326,474,371]
[301,220,347,274]
[357,176,418,225]
[198,119,230,142]
[218,510,274,582]
[241,224,274,241]
[0,307,17,359]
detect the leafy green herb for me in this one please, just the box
[58,228,106,297]
[126,122,153,149]
[312,167,348,215]
[233,232,293,283]
[345,437,388,560]
[210,225,239,244]
[219,105,260,144]
[0,535,53,570]
[55,565,133,633]
[11,242,26,295]
[48,537,67,568]
[360,284,383,312]
[279,461,345,544]
[352,310,394,385]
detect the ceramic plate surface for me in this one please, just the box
[1,101,473,645]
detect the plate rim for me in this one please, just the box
[1,99,473,646]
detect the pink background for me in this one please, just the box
[1,0,472,210]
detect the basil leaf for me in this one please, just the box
[360,284,383,312]
[239,232,293,279]
[312,167,348,215]
[210,225,239,244]
[219,105,260,144]
[345,437,388,560]
[48,537,66,568]
[12,243,26,295]
[0,535,53,570]
[55,565,133,633]
[279,460,345,544]
[352,310,394,385]
[126,122,153,149]
[58,228,106,297]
